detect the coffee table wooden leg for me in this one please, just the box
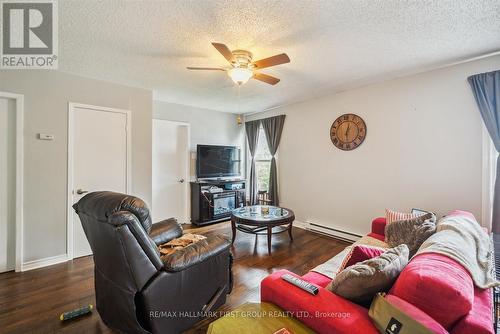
[288,223,293,241]
[231,220,236,244]
[267,226,272,255]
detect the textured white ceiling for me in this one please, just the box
[59,0,500,113]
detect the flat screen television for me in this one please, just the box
[196,145,241,179]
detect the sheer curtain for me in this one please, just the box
[468,70,500,232]
[261,115,286,206]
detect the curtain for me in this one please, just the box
[468,70,500,232]
[245,120,261,205]
[262,115,286,206]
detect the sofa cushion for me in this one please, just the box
[327,244,409,304]
[302,271,332,288]
[261,269,379,334]
[383,295,448,334]
[450,286,494,334]
[385,212,436,258]
[339,245,386,271]
[390,253,474,329]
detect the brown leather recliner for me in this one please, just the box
[72,191,232,334]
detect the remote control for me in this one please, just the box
[281,274,319,295]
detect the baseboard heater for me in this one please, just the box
[306,222,362,243]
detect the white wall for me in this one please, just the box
[247,55,500,235]
[153,101,245,178]
[0,70,153,264]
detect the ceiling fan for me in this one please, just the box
[187,43,290,86]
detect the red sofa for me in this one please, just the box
[261,213,494,334]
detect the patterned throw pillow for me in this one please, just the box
[385,213,436,258]
[385,209,424,225]
[327,244,409,305]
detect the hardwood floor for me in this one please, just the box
[0,222,350,334]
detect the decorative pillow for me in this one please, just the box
[338,245,386,272]
[327,244,409,305]
[386,209,426,225]
[385,213,436,258]
[411,208,436,217]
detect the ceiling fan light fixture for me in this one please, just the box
[228,67,253,85]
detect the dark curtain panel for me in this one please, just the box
[245,120,261,205]
[468,70,500,232]
[262,115,286,206]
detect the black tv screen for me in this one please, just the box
[196,145,241,179]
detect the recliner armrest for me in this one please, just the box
[162,235,231,272]
[149,218,183,245]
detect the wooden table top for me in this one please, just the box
[231,206,295,226]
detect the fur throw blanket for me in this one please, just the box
[385,212,436,258]
[158,233,206,256]
[416,215,498,289]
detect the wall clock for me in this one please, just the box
[330,113,367,151]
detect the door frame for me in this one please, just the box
[152,119,191,224]
[0,91,24,272]
[67,102,132,260]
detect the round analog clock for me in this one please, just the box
[330,114,367,151]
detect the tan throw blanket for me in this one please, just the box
[158,233,206,256]
[416,215,498,289]
[312,236,389,279]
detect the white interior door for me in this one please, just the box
[152,120,189,223]
[0,97,16,273]
[71,105,129,258]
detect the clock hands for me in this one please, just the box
[345,123,351,142]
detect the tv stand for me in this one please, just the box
[190,179,246,226]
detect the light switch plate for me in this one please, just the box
[38,133,54,140]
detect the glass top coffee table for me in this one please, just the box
[231,205,295,255]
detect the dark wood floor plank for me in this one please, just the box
[0,222,349,333]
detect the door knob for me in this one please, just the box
[178,179,185,183]
[76,189,89,195]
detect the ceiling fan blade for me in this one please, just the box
[253,72,280,85]
[211,43,233,63]
[186,67,225,71]
[252,53,290,69]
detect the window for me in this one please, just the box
[255,126,272,192]
[482,125,497,231]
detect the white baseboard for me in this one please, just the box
[22,254,68,272]
[295,219,361,243]
[293,220,309,230]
